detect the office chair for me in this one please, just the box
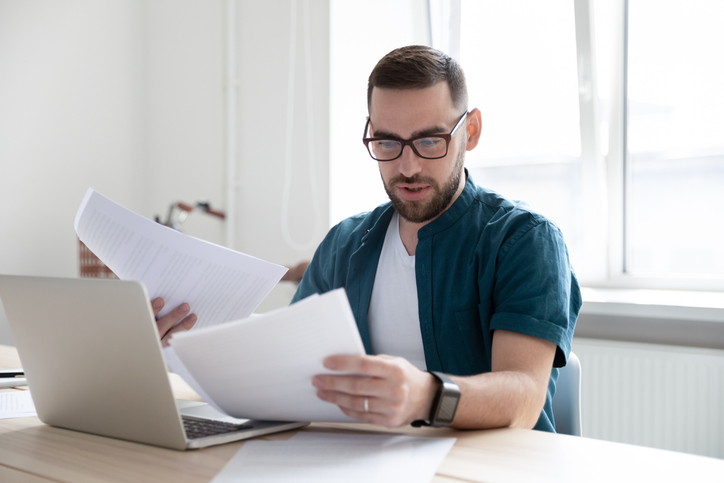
[551,352,582,436]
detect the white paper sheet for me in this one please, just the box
[168,289,365,422]
[212,432,456,483]
[163,346,226,414]
[74,188,287,329]
[0,391,36,419]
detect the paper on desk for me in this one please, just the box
[0,391,36,419]
[167,289,365,422]
[212,431,456,483]
[74,188,287,329]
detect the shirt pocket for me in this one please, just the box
[453,305,490,374]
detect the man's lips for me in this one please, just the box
[396,183,431,201]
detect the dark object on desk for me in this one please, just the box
[0,370,25,378]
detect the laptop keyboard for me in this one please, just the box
[182,416,252,440]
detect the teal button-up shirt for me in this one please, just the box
[292,172,581,431]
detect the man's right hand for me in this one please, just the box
[151,297,197,347]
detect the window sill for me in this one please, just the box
[576,287,724,350]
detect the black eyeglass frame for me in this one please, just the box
[362,111,469,162]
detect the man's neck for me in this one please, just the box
[398,218,422,256]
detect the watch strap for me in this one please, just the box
[411,371,460,428]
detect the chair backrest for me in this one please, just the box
[551,351,582,436]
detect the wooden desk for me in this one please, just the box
[2,344,723,482]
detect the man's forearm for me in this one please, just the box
[449,370,548,429]
[446,330,556,430]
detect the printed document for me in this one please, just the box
[0,391,36,420]
[212,431,457,483]
[74,189,287,329]
[166,289,365,422]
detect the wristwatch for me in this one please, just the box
[412,371,461,427]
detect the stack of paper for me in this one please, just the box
[74,189,287,329]
[212,432,457,483]
[75,189,367,423]
[165,289,365,422]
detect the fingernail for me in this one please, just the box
[186,314,197,325]
[180,303,190,312]
[152,298,163,309]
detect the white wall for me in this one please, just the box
[143,0,226,246]
[0,0,147,344]
[235,0,329,311]
[0,0,329,344]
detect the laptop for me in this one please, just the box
[0,275,307,450]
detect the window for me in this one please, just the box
[457,0,585,272]
[329,0,724,291]
[625,0,724,277]
[454,0,724,289]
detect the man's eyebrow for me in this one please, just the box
[370,125,449,139]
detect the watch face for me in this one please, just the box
[430,372,461,427]
[437,392,460,423]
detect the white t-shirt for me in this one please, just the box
[368,211,427,371]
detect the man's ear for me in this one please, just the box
[465,108,482,151]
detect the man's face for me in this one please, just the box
[368,82,468,224]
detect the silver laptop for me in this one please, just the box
[0,275,307,450]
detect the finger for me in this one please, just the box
[324,355,405,380]
[316,389,385,416]
[161,313,197,347]
[151,297,164,317]
[317,390,404,427]
[338,406,405,428]
[312,374,395,399]
[155,303,191,337]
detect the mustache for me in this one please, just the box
[389,175,438,187]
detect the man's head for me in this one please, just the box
[367,45,468,114]
[365,46,480,225]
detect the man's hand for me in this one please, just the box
[312,354,438,428]
[151,297,197,347]
[280,260,310,283]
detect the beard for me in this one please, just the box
[382,146,465,224]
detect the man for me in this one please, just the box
[156,45,580,432]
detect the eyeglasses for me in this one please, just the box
[362,111,469,161]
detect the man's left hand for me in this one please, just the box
[312,354,438,428]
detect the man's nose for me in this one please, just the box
[397,144,423,178]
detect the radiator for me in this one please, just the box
[572,337,724,459]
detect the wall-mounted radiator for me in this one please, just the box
[573,338,724,459]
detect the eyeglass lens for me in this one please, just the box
[368,137,447,161]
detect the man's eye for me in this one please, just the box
[417,138,442,148]
[377,141,399,149]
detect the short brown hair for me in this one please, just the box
[367,45,468,113]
